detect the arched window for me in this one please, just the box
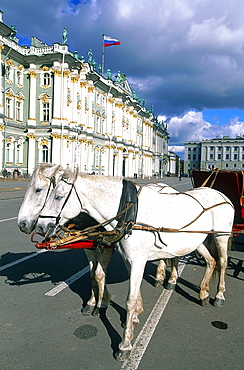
[6,98,11,118]
[16,101,21,121]
[6,143,10,162]
[43,73,50,86]
[42,145,48,163]
[6,140,14,163]
[5,66,10,79]
[16,70,21,84]
[43,103,50,121]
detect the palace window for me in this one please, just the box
[43,103,50,121]
[17,71,21,84]
[16,101,21,121]
[5,66,11,80]
[43,73,50,86]
[6,98,11,118]
[16,69,23,85]
[42,145,49,163]
[15,141,24,164]
[6,141,14,162]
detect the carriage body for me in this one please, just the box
[191,169,244,235]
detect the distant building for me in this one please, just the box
[184,136,244,174]
[0,10,170,177]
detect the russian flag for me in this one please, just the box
[103,35,120,47]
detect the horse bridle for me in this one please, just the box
[38,178,83,226]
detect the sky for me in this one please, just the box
[1,0,244,158]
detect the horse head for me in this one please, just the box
[35,167,83,237]
[17,164,63,234]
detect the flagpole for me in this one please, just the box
[102,34,105,76]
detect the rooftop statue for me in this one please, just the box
[107,69,112,80]
[88,49,93,64]
[10,25,17,39]
[98,64,102,74]
[62,28,68,44]
[92,59,97,68]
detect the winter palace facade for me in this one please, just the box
[0,11,170,178]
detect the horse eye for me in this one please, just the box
[55,195,64,201]
[35,188,42,194]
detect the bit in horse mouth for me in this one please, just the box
[44,225,56,239]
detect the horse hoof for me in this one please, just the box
[154,280,163,287]
[114,350,131,362]
[200,297,209,306]
[92,307,100,317]
[82,305,95,316]
[214,298,225,307]
[165,282,176,290]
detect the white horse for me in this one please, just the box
[17,165,182,315]
[35,170,234,361]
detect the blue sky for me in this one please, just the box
[1,0,244,157]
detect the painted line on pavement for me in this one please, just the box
[45,265,90,296]
[121,256,189,370]
[0,249,47,271]
[0,216,17,223]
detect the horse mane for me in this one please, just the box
[62,168,124,183]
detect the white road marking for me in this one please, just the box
[45,265,90,296]
[0,216,17,223]
[121,257,189,370]
[0,249,47,271]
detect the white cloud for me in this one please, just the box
[168,145,185,153]
[167,111,213,145]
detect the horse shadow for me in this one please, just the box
[0,248,127,305]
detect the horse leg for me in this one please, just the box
[165,257,179,290]
[197,242,216,306]
[92,248,113,317]
[82,249,98,315]
[154,259,166,287]
[115,258,146,362]
[213,234,229,307]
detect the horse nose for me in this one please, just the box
[36,222,56,237]
[18,220,36,234]
[19,221,27,233]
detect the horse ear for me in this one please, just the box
[45,164,62,178]
[67,166,79,183]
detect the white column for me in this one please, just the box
[28,70,36,125]
[87,140,93,173]
[0,125,4,170]
[0,44,4,114]
[71,76,79,124]
[51,135,61,164]
[52,69,62,124]
[87,86,95,132]
[128,150,134,177]
[117,147,124,176]
[27,135,36,174]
